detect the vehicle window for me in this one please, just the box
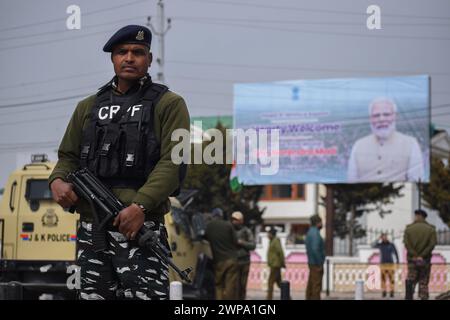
[25,179,53,201]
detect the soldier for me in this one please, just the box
[231,211,256,300]
[305,214,326,300]
[204,208,240,300]
[266,227,285,300]
[403,209,437,300]
[49,25,190,300]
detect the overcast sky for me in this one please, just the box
[0,0,449,187]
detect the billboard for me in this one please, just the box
[233,75,430,184]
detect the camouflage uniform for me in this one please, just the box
[406,261,431,300]
[77,221,170,300]
[403,220,437,300]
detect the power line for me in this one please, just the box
[0,15,147,42]
[166,73,450,96]
[5,72,449,104]
[0,103,76,117]
[167,59,450,77]
[172,15,450,27]
[0,69,111,91]
[1,58,448,92]
[0,94,88,109]
[182,0,450,22]
[175,18,450,41]
[0,114,71,126]
[0,106,433,129]
[0,83,101,104]
[0,0,149,33]
[1,100,445,127]
[3,10,450,52]
[0,82,449,111]
[0,26,117,52]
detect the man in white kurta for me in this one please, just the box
[347,98,424,182]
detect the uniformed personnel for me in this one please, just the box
[403,209,437,300]
[231,211,256,300]
[204,208,240,300]
[49,25,190,300]
[266,227,285,300]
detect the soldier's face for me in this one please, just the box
[112,43,152,82]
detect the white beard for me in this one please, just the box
[371,122,395,140]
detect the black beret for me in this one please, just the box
[103,25,152,52]
[415,209,428,218]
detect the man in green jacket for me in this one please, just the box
[49,25,190,300]
[403,209,437,300]
[231,211,256,300]
[204,208,240,300]
[266,227,285,300]
[305,214,325,300]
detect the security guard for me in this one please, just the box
[266,227,285,300]
[403,209,437,300]
[49,25,190,300]
[231,211,256,300]
[204,208,240,300]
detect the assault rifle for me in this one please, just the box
[67,168,192,283]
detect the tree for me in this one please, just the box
[422,157,450,227]
[329,183,403,256]
[182,122,265,226]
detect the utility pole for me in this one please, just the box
[418,179,422,210]
[147,0,171,84]
[325,184,334,256]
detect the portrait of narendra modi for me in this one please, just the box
[347,97,424,183]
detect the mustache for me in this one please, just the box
[371,121,396,138]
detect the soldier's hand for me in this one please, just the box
[50,178,78,208]
[113,204,145,240]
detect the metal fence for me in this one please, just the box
[333,228,450,256]
[247,261,450,293]
[437,229,450,245]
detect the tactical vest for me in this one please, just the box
[80,81,168,189]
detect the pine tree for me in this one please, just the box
[183,122,265,226]
[422,157,450,226]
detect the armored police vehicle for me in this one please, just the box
[0,155,214,299]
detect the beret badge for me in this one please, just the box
[136,30,145,41]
